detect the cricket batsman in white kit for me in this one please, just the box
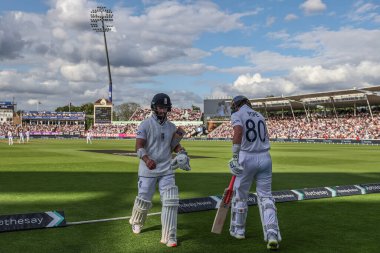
[129,93,191,248]
[228,95,282,250]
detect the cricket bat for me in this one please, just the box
[171,126,186,150]
[211,175,236,234]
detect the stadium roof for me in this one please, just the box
[247,85,380,111]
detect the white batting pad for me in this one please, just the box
[230,198,248,236]
[161,186,179,244]
[129,196,152,227]
[257,196,282,242]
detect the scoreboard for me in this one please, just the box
[94,106,112,124]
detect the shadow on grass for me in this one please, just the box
[0,171,379,253]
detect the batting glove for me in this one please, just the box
[171,150,191,171]
[228,153,243,176]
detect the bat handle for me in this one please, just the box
[224,175,236,204]
[228,175,236,191]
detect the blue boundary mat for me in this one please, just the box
[66,182,380,226]
[178,182,380,213]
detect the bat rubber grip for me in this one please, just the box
[224,176,236,204]
[228,175,236,191]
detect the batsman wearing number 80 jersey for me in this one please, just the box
[228,95,282,250]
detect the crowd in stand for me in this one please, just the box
[25,124,84,133]
[0,122,13,137]
[129,107,202,121]
[2,108,380,140]
[90,123,139,136]
[88,123,201,138]
[88,107,203,137]
[0,123,84,137]
[207,112,380,140]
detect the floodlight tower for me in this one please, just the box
[90,6,114,103]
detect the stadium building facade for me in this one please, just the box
[21,111,86,137]
[0,102,15,124]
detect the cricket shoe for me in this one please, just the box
[166,238,177,247]
[267,232,279,250]
[131,224,142,234]
[230,231,245,240]
[160,238,177,247]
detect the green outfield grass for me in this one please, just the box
[0,139,379,253]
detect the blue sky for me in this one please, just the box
[0,0,379,111]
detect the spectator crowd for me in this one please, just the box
[0,123,84,138]
[129,107,202,121]
[2,109,379,140]
[207,112,380,140]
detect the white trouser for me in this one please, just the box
[136,174,178,241]
[234,151,273,197]
[231,151,280,238]
[137,174,176,201]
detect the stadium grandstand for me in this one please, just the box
[90,107,204,138]
[21,111,86,137]
[0,102,15,124]
[206,86,380,141]
[1,86,379,142]
[0,110,86,139]
[0,101,17,138]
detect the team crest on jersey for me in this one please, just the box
[136,130,142,135]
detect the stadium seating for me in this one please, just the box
[2,108,378,140]
[129,107,202,121]
[207,112,380,140]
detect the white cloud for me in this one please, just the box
[275,27,380,66]
[83,87,107,98]
[286,61,380,91]
[356,61,380,78]
[184,48,211,60]
[215,46,252,58]
[60,63,98,82]
[211,73,297,98]
[214,25,380,94]
[2,0,256,109]
[1,0,380,111]
[347,1,380,23]
[266,30,290,40]
[27,99,40,105]
[52,27,67,40]
[247,50,313,72]
[289,65,349,86]
[300,0,327,15]
[232,73,296,96]
[266,16,276,27]
[47,0,91,29]
[285,14,298,21]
